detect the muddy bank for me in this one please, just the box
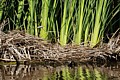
[0,30,120,65]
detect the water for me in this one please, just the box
[0,63,119,80]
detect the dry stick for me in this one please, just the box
[111,28,120,39]
[0,30,1,49]
[108,28,120,50]
[0,18,9,48]
[8,47,20,64]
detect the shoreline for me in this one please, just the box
[0,30,120,66]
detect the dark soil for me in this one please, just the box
[0,30,120,66]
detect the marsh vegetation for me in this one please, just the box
[0,0,120,80]
[0,0,120,47]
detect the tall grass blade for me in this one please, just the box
[74,0,85,44]
[40,0,50,39]
[28,0,35,34]
[16,0,24,29]
[60,0,76,45]
[0,0,4,21]
[90,0,103,47]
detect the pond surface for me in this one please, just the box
[0,63,120,80]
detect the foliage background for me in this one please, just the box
[0,0,120,47]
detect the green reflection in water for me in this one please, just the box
[86,68,92,80]
[62,67,72,80]
[48,66,107,80]
[94,69,102,80]
[0,65,108,80]
[78,67,85,80]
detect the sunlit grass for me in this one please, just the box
[60,0,76,45]
[73,0,85,45]
[40,0,50,39]
[90,0,111,47]
[28,0,35,34]
[0,0,120,47]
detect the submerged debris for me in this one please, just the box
[0,30,120,65]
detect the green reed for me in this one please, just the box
[90,0,111,47]
[59,0,76,45]
[26,0,39,36]
[47,0,59,42]
[28,0,35,34]
[16,0,24,29]
[0,0,4,21]
[40,0,50,39]
[0,0,120,47]
[73,0,85,45]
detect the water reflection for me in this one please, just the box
[0,63,120,80]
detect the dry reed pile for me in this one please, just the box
[0,29,120,65]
